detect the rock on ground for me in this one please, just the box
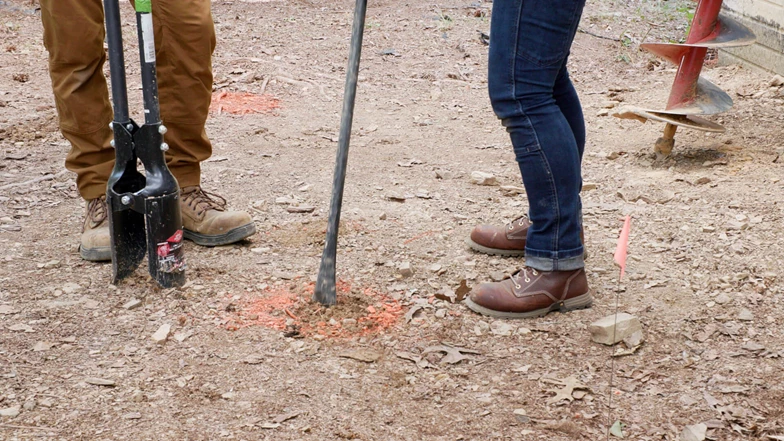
[589,313,643,346]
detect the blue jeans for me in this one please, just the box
[488,0,587,271]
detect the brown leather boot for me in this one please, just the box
[464,268,592,318]
[180,186,256,246]
[467,216,586,257]
[80,195,111,262]
[467,216,530,256]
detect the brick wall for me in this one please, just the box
[721,0,784,74]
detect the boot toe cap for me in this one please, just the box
[470,225,500,247]
[190,210,253,235]
[80,226,111,262]
[81,227,111,249]
[469,283,506,309]
[210,211,253,234]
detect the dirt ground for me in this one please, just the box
[1,0,784,439]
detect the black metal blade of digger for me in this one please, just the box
[104,0,185,288]
[107,121,146,282]
[104,0,146,282]
[313,0,368,306]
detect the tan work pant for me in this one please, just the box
[40,0,216,200]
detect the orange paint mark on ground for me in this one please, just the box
[210,91,280,115]
[403,230,437,245]
[220,280,404,339]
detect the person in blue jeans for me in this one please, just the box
[464,0,592,318]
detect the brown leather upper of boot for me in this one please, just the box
[80,195,111,262]
[180,186,256,246]
[467,216,530,256]
[465,268,591,318]
[468,216,586,257]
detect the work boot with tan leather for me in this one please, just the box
[467,216,530,256]
[467,216,586,257]
[464,267,592,319]
[80,195,111,262]
[180,186,256,246]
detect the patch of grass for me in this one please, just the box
[676,4,696,36]
[434,7,454,32]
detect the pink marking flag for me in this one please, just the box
[614,216,632,280]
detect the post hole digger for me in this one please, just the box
[103,0,185,288]
[313,0,368,306]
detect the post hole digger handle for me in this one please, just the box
[313,0,368,306]
[104,0,129,123]
[104,0,185,288]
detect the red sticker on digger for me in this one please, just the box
[156,229,185,273]
[168,230,183,244]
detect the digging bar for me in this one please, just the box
[313,0,368,306]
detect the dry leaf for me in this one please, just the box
[243,354,264,365]
[613,344,642,357]
[422,345,480,364]
[455,279,470,302]
[395,351,434,369]
[718,385,749,394]
[0,305,18,315]
[610,420,624,438]
[543,375,590,405]
[272,411,302,424]
[404,305,424,323]
[730,423,747,434]
[742,341,765,352]
[339,349,382,363]
[33,341,55,352]
[680,423,707,441]
[719,322,742,336]
[396,159,423,167]
[703,391,721,409]
[703,419,724,429]
[4,152,28,160]
[85,377,116,386]
[434,280,470,303]
[434,290,454,303]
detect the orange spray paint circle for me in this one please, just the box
[210,91,281,115]
[221,280,404,339]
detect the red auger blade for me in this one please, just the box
[612,1,757,155]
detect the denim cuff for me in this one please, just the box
[526,254,585,272]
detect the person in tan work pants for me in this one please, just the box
[40,0,256,261]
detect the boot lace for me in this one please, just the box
[181,186,227,216]
[511,267,539,290]
[86,195,108,229]
[507,216,528,231]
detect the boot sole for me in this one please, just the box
[184,222,257,247]
[80,245,112,262]
[463,291,593,319]
[465,238,526,257]
[465,238,589,260]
